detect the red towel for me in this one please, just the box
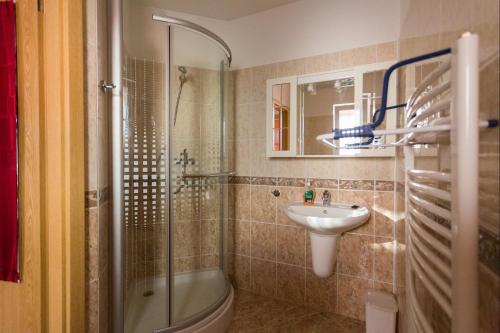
[0,0,19,283]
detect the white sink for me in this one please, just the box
[284,202,370,235]
[284,202,370,278]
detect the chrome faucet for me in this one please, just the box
[174,148,195,174]
[321,190,331,207]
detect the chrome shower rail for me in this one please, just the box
[152,15,232,66]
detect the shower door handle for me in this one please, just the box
[100,80,116,92]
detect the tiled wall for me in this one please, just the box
[230,41,402,321]
[84,0,110,332]
[397,0,499,332]
[230,176,400,321]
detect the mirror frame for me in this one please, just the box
[266,62,398,158]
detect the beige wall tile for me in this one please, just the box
[174,256,200,273]
[250,139,277,177]
[376,42,397,62]
[174,221,201,257]
[305,268,336,312]
[340,45,377,68]
[251,222,276,261]
[234,221,251,256]
[235,140,251,176]
[277,264,306,304]
[235,68,252,104]
[251,258,277,297]
[337,275,373,320]
[276,58,306,77]
[201,254,220,270]
[201,220,219,255]
[276,225,306,266]
[251,64,277,104]
[98,266,109,333]
[479,264,500,333]
[337,158,375,180]
[250,186,276,223]
[274,159,308,179]
[374,158,395,181]
[373,191,395,237]
[234,184,251,220]
[86,279,99,333]
[373,237,394,283]
[304,52,341,74]
[86,208,99,283]
[249,102,267,140]
[98,202,109,276]
[305,159,338,180]
[235,103,250,140]
[234,255,251,290]
[337,233,374,279]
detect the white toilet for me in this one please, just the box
[365,290,398,333]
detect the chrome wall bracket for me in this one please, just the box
[100,80,116,92]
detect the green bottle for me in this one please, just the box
[304,179,315,205]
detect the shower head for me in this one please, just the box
[178,66,188,84]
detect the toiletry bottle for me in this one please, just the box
[304,179,315,205]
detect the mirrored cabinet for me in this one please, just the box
[266,62,397,157]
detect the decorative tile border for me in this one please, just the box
[375,180,395,191]
[278,177,306,187]
[250,177,277,186]
[228,176,251,185]
[310,178,337,188]
[229,176,395,192]
[339,179,374,191]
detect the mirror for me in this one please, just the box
[267,62,397,157]
[299,76,355,155]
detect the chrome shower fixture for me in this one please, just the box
[178,65,187,83]
[174,66,188,126]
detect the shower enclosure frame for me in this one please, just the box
[109,2,234,332]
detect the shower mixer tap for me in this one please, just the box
[173,149,195,194]
[174,148,195,173]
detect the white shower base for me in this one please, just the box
[125,269,233,333]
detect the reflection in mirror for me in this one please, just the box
[272,83,290,151]
[299,78,355,155]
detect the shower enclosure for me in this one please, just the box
[110,1,234,332]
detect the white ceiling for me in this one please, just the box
[138,0,303,20]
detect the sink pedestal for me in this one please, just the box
[310,232,339,278]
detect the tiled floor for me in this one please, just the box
[228,290,365,332]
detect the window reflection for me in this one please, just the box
[272,83,290,151]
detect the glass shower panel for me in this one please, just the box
[122,20,169,333]
[169,26,230,324]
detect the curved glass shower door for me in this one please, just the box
[169,25,231,325]
[121,7,232,332]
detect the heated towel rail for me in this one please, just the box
[404,32,480,333]
[316,32,498,333]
